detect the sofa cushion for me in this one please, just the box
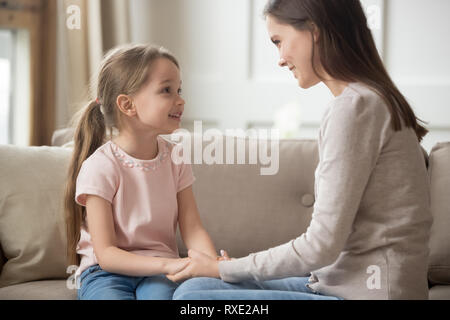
[175,136,319,258]
[429,285,450,300]
[428,142,450,285]
[0,145,72,288]
[0,280,77,300]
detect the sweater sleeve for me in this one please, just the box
[219,94,393,282]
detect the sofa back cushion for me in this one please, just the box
[175,136,319,258]
[0,145,72,288]
[0,138,320,287]
[428,142,450,285]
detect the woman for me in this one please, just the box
[168,0,432,300]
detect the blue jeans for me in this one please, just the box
[77,264,178,300]
[173,277,344,300]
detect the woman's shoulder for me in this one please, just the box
[327,82,392,124]
[320,82,394,142]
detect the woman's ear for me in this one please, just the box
[116,94,136,117]
[310,23,320,43]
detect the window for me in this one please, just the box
[0,27,31,145]
[0,29,12,144]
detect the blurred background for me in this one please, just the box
[0,0,449,152]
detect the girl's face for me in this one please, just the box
[266,15,322,89]
[131,58,185,134]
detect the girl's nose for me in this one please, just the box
[278,58,288,68]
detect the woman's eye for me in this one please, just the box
[177,88,182,95]
[163,87,171,93]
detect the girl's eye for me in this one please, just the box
[273,40,280,47]
[177,88,182,95]
[163,87,171,93]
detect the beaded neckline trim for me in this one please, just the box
[110,139,170,172]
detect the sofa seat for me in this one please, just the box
[429,286,450,300]
[0,280,77,300]
[1,138,449,300]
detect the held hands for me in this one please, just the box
[165,257,191,275]
[166,249,233,283]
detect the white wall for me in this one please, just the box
[384,0,450,152]
[129,0,450,153]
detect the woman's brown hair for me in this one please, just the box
[264,0,428,142]
[64,44,179,267]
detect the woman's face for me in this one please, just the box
[266,15,321,89]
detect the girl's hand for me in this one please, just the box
[166,249,220,283]
[164,257,191,275]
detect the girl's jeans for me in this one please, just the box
[77,264,178,300]
[173,277,344,300]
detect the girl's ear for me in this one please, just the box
[116,94,136,117]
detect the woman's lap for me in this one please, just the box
[173,276,342,300]
[77,264,178,300]
[174,289,340,300]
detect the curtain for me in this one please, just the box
[55,0,131,136]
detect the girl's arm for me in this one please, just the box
[85,195,189,276]
[177,186,218,259]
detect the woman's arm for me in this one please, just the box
[86,195,189,276]
[170,95,393,283]
[215,95,394,283]
[177,186,218,259]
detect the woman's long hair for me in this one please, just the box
[264,0,428,142]
[64,44,179,267]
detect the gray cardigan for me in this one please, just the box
[218,82,432,300]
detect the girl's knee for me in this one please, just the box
[80,286,135,300]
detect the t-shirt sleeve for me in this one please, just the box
[219,94,393,283]
[75,152,119,206]
[177,162,196,193]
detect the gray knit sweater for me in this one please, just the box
[218,82,432,300]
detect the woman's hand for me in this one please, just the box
[164,257,191,275]
[166,249,220,283]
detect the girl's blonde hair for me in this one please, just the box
[64,44,179,267]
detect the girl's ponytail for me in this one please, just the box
[64,100,106,267]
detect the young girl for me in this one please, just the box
[168,0,432,300]
[64,44,219,300]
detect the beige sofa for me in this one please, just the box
[0,134,449,300]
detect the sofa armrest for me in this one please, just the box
[0,245,5,275]
[51,128,75,146]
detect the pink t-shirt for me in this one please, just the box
[74,135,195,282]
